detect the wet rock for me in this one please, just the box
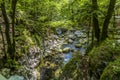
[9,75,24,80]
[74,30,82,37]
[62,47,71,53]
[56,28,62,35]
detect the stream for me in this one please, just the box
[0,28,88,80]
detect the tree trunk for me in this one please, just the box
[101,0,117,41]
[92,0,100,42]
[0,25,6,55]
[1,1,13,55]
[11,0,17,59]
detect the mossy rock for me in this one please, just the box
[100,58,120,80]
[88,39,120,79]
[62,47,71,53]
[75,44,82,48]
[60,53,82,80]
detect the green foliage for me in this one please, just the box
[88,39,120,79]
[48,21,74,29]
[60,53,82,80]
[100,58,120,80]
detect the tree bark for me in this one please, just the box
[91,0,100,42]
[1,0,13,55]
[101,0,117,41]
[11,0,17,58]
[0,25,6,55]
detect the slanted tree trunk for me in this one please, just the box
[92,0,100,42]
[101,0,117,41]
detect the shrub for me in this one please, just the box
[88,39,120,79]
[100,58,120,80]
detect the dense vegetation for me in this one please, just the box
[0,0,120,80]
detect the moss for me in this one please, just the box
[60,53,82,80]
[100,58,120,80]
[88,39,120,79]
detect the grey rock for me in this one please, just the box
[9,75,24,80]
[74,30,83,37]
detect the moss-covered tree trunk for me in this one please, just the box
[92,0,100,42]
[101,0,117,41]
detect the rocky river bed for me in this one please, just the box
[0,28,89,80]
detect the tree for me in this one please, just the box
[101,0,117,41]
[91,0,117,43]
[92,0,100,42]
[0,0,18,63]
[1,0,13,57]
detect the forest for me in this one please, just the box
[0,0,120,80]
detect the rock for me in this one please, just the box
[79,39,87,44]
[75,44,82,48]
[62,47,71,53]
[32,69,40,80]
[56,28,62,34]
[68,34,76,40]
[74,30,83,37]
[117,40,120,43]
[82,39,87,44]
[68,34,74,39]
[60,43,68,49]
[46,50,51,53]
[68,39,73,43]
[0,74,7,80]
[58,49,63,53]
[9,75,24,80]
